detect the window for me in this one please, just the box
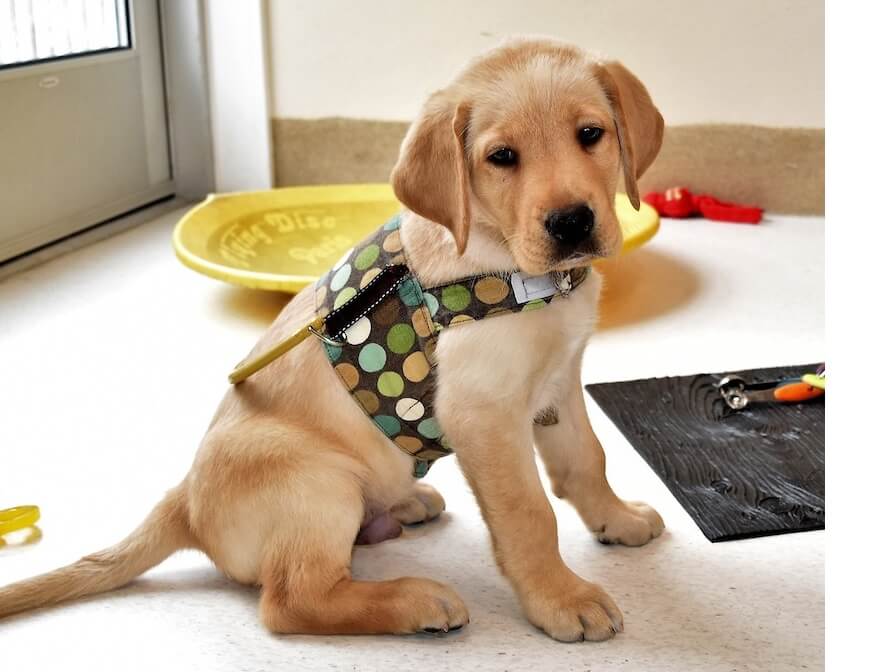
[0,0,130,69]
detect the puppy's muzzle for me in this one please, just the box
[544,204,595,252]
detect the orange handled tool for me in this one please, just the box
[717,364,825,411]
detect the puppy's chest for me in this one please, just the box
[437,274,600,399]
[529,294,597,413]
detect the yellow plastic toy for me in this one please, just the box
[174,184,659,294]
[0,505,41,548]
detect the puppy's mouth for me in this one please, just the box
[552,240,612,269]
[512,245,600,276]
[554,227,623,269]
[554,252,595,271]
[508,228,615,275]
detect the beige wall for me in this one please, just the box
[268,0,824,127]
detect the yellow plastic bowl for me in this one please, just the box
[174,184,659,293]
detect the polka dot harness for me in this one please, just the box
[312,214,590,478]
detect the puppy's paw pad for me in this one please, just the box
[594,501,664,547]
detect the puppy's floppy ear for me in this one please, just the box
[391,92,471,254]
[594,62,665,210]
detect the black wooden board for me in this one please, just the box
[586,364,824,542]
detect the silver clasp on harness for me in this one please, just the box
[308,324,347,347]
[554,271,573,297]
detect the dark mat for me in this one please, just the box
[586,364,825,542]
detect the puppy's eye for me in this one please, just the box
[578,127,604,147]
[487,147,518,166]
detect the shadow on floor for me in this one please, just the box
[598,248,701,330]
[216,286,293,326]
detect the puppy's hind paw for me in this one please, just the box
[391,483,446,525]
[393,578,469,635]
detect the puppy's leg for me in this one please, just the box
[391,483,446,525]
[534,370,663,546]
[443,413,623,642]
[258,470,468,635]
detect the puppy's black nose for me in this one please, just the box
[544,204,595,248]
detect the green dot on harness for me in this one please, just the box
[441,284,470,311]
[522,298,547,311]
[398,277,423,307]
[333,286,357,309]
[373,415,401,437]
[377,371,405,397]
[358,343,386,372]
[417,417,442,439]
[387,323,416,354]
[323,343,342,362]
[384,214,402,231]
[354,244,380,271]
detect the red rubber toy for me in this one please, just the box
[644,187,763,224]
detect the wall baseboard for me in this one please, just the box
[273,119,823,215]
[639,124,824,215]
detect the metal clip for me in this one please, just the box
[554,271,573,297]
[308,324,347,347]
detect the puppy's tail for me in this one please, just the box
[0,485,194,619]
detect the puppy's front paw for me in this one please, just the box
[595,500,664,546]
[391,483,446,525]
[523,579,623,642]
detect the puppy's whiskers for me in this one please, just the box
[501,231,525,247]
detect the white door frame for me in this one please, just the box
[202,0,273,193]
[162,0,273,196]
[159,0,215,200]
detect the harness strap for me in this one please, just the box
[425,267,590,331]
[324,264,410,341]
[228,265,590,384]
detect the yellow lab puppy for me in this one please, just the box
[0,37,664,642]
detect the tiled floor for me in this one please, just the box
[0,207,824,671]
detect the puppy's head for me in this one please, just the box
[391,39,664,275]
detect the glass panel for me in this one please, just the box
[0,0,130,68]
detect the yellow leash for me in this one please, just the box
[228,316,326,385]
